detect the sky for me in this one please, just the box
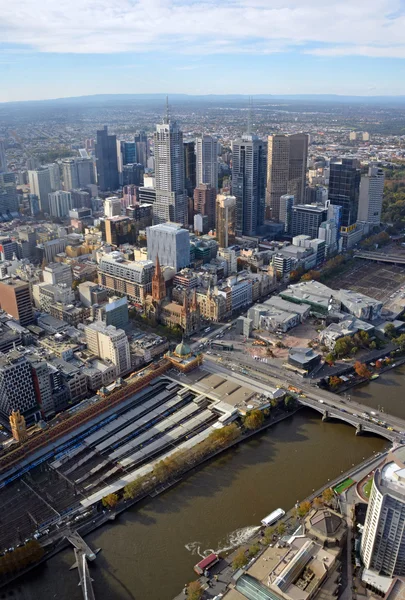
[2,0,405,102]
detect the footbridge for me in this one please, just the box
[74,548,96,600]
[354,251,405,265]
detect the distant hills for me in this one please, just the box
[2,93,405,107]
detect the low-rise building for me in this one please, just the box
[319,316,375,349]
[288,347,321,372]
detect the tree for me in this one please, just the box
[248,543,261,557]
[369,341,377,350]
[187,580,204,600]
[277,522,286,536]
[264,526,275,544]
[102,493,119,509]
[325,353,335,365]
[354,361,372,379]
[322,487,335,504]
[243,409,265,430]
[301,270,321,282]
[334,336,353,358]
[284,395,296,411]
[329,376,343,389]
[297,501,312,517]
[232,548,249,570]
[394,333,405,351]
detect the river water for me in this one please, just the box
[9,367,405,600]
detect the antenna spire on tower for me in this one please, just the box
[164,95,170,124]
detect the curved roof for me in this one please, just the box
[175,341,192,357]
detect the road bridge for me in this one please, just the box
[202,358,405,443]
[354,251,405,265]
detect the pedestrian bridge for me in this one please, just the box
[298,398,399,442]
[354,252,405,265]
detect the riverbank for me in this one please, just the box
[172,446,393,600]
[0,406,303,591]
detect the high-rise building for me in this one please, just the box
[117,141,137,184]
[216,194,236,248]
[105,216,137,246]
[147,223,190,271]
[328,158,361,227]
[153,113,186,225]
[48,190,72,218]
[0,352,39,422]
[361,463,405,577]
[279,194,294,233]
[0,140,6,173]
[266,133,308,221]
[95,126,119,192]
[318,219,339,256]
[122,163,144,187]
[193,184,216,230]
[134,131,148,168]
[358,165,385,225]
[0,172,18,216]
[104,196,122,217]
[195,135,218,190]
[84,322,131,376]
[184,140,196,197]
[290,204,328,238]
[231,134,266,236]
[0,280,33,326]
[44,163,61,191]
[76,158,95,188]
[28,168,52,213]
[62,158,80,190]
[98,252,154,303]
[70,188,92,209]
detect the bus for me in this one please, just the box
[211,342,234,351]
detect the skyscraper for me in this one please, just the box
[279,194,294,233]
[153,111,186,225]
[0,140,6,173]
[95,126,119,192]
[193,184,216,230]
[0,353,39,422]
[231,134,266,236]
[184,140,196,197]
[195,135,218,190]
[361,464,405,576]
[28,168,52,213]
[0,280,33,326]
[48,191,73,218]
[62,159,80,190]
[44,163,61,191]
[147,223,190,271]
[328,158,361,227]
[216,194,236,248]
[0,172,18,216]
[134,131,148,168]
[266,133,308,221]
[358,165,385,225]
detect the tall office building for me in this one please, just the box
[28,168,53,213]
[70,189,92,209]
[231,134,266,236]
[122,163,144,187]
[196,135,218,190]
[184,140,196,197]
[0,140,6,173]
[193,184,216,230]
[95,126,119,192]
[44,163,61,191]
[0,280,34,326]
[48,190,72,218]
[84,322,131,376]
[216,194,236,248]
[117,141,137,184]
[279,194,294,233]
[153,113,186,225]
[266,133,308,221]
[0,352,39,422]
[0,172,19,216]
[62,158,80,190]
[328,158,361,227]
[147,223,190,271]
[290,204,328,238]
[361,464,405,576]
[104,196,122,217]
[358,165,385,225]
[105,216,137,246]
[134,131,148,168]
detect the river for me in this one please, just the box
[6,399,392,600]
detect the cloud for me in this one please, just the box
[1,0,405,57]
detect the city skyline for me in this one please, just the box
[2,0,405,101]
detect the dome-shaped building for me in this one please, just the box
[174,341,192,358]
